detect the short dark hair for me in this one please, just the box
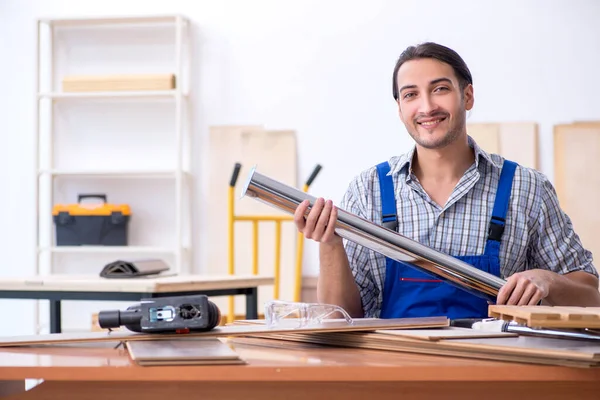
[392,42,473,101]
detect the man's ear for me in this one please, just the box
[463,84,474,111]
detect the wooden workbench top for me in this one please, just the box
[0,274,274,293]
[2,338,600,400]
[0,338,599,383]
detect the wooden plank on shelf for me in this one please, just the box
[467,122,538,170]
[62,74,176,92]
[554,123,600,272]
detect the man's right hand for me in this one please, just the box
[293,198,341,245]
[294,198,363,317]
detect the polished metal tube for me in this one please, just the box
[240,166,507,302]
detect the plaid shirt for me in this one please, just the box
[339,136,597,318]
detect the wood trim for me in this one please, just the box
[6,381,600,400]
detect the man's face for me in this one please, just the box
[395,58,473,150]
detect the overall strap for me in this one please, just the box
[376,162,398,231]
[487,160,518,242]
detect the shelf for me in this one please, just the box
[38,169,190,179]
[38,90,180,100]
[38,246,180,255]
[38,14,187,27]
[35,13,192,282]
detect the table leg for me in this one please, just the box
[245,287,258,319]
[50,300,62,334]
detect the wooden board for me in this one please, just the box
[126,338,246,366]
[554,123,600,276]
[0,274,274,293]
[0,316,448,347]
[207,126,299,316]
[62,74,176,92]
[446,335,600,362]
[467,122,538,170]
[467,123,500,154]
[237,332,599,368]
[372,326,517,341]
[233,321,516,341]
[489,305,600,329]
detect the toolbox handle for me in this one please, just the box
[78,194,107,204]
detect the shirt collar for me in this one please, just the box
[387,135,500,180]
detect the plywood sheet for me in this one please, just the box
[467,123,500,154]
[233,322,516,341]
[244,331,598,367]
[126,338,245,366]
[446,335,600,362]
[554,124,600,273]
[498,122,538,170]
[467,122,538,170]
[0,316,449,347]
[207,126,298,316]
[373,326,517,341]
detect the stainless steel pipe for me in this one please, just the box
[240,166,507,302]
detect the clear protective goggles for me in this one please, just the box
[264,300,354,329]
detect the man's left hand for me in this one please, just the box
[496,269,555,306]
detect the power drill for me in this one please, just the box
[98,294,221,334]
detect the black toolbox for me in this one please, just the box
[52,194,131,246]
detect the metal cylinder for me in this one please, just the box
[240,166,506,302]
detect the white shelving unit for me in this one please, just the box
[34,14,193,289]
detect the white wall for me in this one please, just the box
[1,0,599,334]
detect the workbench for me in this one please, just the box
[0,338,599,400]
[0,274,274,333]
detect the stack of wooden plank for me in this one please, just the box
[3,306,600,368]
[0,316,449,347]
[230,324,600,368]
[228,306,600,368]
[0,316,449,366]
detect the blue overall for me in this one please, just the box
[377,160,517,320]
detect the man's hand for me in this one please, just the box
[293,198,341,245]
[496,269,554,306]
[497,269,600,307]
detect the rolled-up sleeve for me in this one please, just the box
[529,176,598,277]
[339,175,381,318]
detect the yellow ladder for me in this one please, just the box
[227,163,322,323]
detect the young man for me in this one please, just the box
[294,42,600,319]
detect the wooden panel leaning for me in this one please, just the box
[467,122,539,170]
[553,122,600,277]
